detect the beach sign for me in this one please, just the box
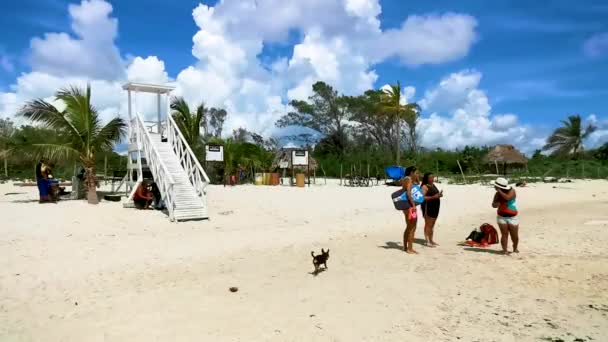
[292,149,308,166]
[205,145,224,162]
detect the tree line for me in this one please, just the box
[1,82,607,193]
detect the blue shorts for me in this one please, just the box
[37,178,49,196]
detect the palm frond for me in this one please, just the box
[17,99,80,137]
[91,116,127,153]
[56,84,100,150]
[27,143,81,162]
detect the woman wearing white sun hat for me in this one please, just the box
[492,177,519,254]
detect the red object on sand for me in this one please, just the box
[480,223,499,245]
[465,240,489,248]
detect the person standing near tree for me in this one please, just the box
[35,158,50,203]
[400,166,424,254]
[421,172,443,247]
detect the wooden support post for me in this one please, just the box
[457,159,466,183]
[436,160,439,183]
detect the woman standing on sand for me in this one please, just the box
[401,166,423,254]
[421,172,443,247]
[492,177,519,254]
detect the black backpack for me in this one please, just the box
[466,230,485,243]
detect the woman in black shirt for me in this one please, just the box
[421,172,442,247]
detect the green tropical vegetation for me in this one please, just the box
[16,85,127,203]
[1,82,607,193]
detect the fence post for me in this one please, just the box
[457,159,467,184]
[436,160,439,183]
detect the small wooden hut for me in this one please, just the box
[271,148,318,172]
[484,144,528,175]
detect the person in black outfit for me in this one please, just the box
[421,172,443,247]
[149,182,164,209]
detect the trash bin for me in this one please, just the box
[255,173,263,185]
[270,173,280,186]
[296,173,305,187]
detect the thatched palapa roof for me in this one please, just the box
[271,148,318,170]
[484,144,528,165]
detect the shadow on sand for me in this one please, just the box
[463,247,505,255]
[378,239,427,251]
[309,267,327,277]
[9,199,46,204]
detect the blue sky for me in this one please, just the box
[1,0,607,151]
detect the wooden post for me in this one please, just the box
[307,160,310,187]
[436,160,439,182]
[321,166,327,185]
[308,147,311,187]
[457,159,467,183]
[104,155,108,178]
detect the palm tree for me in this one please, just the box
[380,81,420,164]
[0,118,15,177]
[543,115,596,157]
[18,85,126,204]
[170,96,206,150]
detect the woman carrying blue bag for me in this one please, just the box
[391,166,424,254]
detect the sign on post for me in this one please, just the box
[292,149,308,166]
[205,145,224,162]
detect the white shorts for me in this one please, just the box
[497,215,519,226]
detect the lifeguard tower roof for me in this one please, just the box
[122,82,175,94]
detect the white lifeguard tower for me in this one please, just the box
[122,82,210,221]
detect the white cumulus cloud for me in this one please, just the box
[2,0,481,143]
[29,0,123,80]
[417,70,544,153]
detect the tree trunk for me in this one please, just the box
[3,157,7,178]
[85,166,99,204]
[395,118,400,165]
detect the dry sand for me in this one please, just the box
[1,179,607,341]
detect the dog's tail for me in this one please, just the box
[311,251,315,258]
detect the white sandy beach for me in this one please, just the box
[1,179,607,341]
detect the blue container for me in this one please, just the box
[384,166,405,181]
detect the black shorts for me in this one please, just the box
[421,201,440,218]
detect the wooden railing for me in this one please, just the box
[166,114,210,197]
[134,114,178,221]
[127,119,144,200]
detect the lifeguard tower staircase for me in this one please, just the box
[122,82,210,221]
